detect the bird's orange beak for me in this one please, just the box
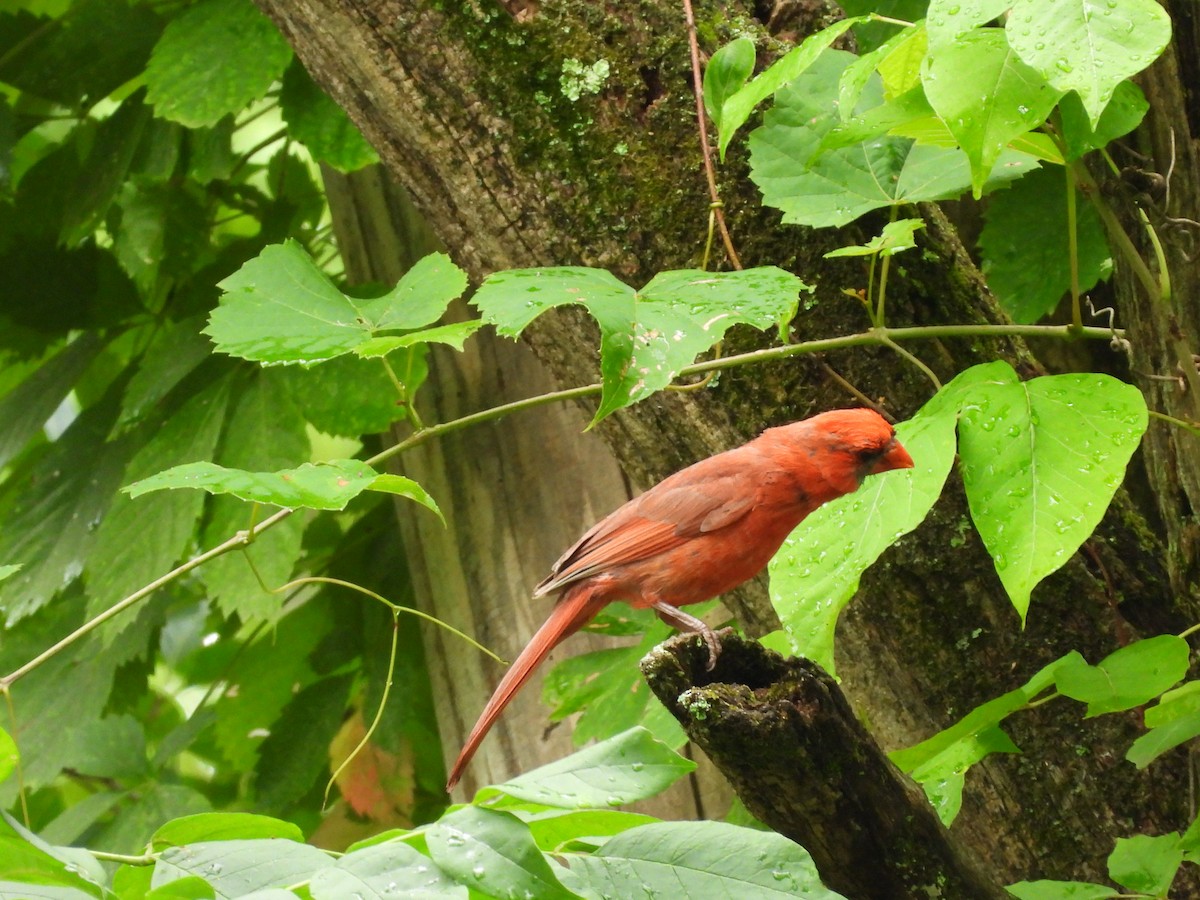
[868,437,914,476]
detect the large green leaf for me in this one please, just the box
[152,839,331,894]
[749,50,1038,227]
[426,806,580,900]
[1006,0,1171,127]
[922,29,1062,194]
[143,0,292,128]
[569,821,846,899]
[1108,833,1183,896]
[126,459,378,511]
[1006,881,1119,899]
[481,727,696,809]
[151,813,303,851]
[472,266,808,425]
[768,363,1006,671]
[87,374,231,626]
[1054,635,1189,717]
[206,243,468,364]
[978,166,1111,323]
[956,368,1148,621]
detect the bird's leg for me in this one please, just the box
[651,600,721,671]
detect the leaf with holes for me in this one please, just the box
[472,266,809,426]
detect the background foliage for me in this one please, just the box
[0,0,1195,897]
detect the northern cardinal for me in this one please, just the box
[446,407,913,790]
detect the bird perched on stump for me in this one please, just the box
[446,407,914,790]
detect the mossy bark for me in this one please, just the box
[259,0,1200,890]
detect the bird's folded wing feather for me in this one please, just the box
[534,464,761,596]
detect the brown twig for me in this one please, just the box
[681,0,742,271]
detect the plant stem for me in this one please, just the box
[0,321,1125,686]
[1065,164,1083,331]
[681,0,742,270]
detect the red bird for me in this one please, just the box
[446,407,914,790]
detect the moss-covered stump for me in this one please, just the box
[641,632,1008,900]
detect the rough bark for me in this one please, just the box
[259,0,1200,889]
[321,165,731,815]
[643,631,1010,900]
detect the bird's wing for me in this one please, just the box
[534,460,762,596]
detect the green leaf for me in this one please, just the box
[922,29,1063,194]
[144,0,292,128]
[0,0,162,108]
[957,370,1148,621]
[891,653,1070,825]
[824,217,925,258]
[1127,681,1200,769]
[1005,882,1119,899]
[925,0,1011,51]
[978,166,1111,323]
[126,458,378,511]
[152,839,331,894]
[473,266,809,425]
[0,332,101,471]
[212,600,328,771]
[1108,832,1182,895]
[208,241,372,364]
[61,95,153,246]
[151,813,303,852]
[1057,82,1148,161]
[481,727,695,809]
[199,371,308,623]
[65,715,147,780]
[310,841,465,900]
[1007,0,1170,128]
[279,58,379,173]
[1054,635,1189,717]
[703,37,755,127]
[119,317,215,428]
[715,17,864,160]
[254,674,354,813]
[770,362,1006,671]
[367,474,444,524]
[0,812,105,899]
[358,252,470,331]
[275,352,425,437]
[87,374,231,628]
[749,50,1039,228]
[207,244,468,364]
[0,727,15,785]
[0,388,133,625]
[838,23,925,118]
[569,821,846,899]
[427,806,579,899]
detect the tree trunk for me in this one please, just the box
[261,0,1200,889]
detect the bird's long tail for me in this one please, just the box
[446,584,607,791]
